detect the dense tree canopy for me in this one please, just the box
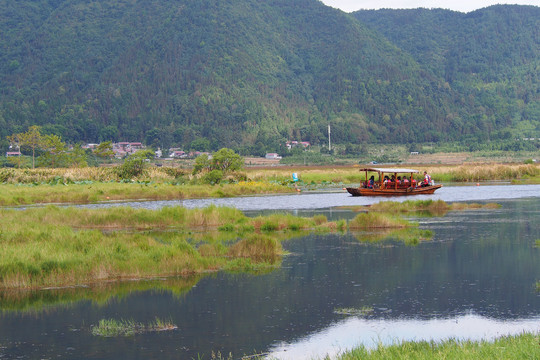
[0,1,538,153]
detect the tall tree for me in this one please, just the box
[7,126,45,169]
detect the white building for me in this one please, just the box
[265,153,282,160]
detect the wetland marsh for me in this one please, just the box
[0,183,538,359]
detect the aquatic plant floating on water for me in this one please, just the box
[91,317,177,337]
[333,306,374,317]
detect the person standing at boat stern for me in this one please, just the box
[422,171,432,187]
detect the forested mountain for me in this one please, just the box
[353,5,540,144]
[0,1,538,153]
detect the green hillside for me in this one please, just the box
[353,5,540,144]
[0,1,538,154]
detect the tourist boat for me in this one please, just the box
[345,167,442,196]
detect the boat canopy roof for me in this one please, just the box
[359,167,420,173]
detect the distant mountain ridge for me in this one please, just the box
[353,5,540,143]
[0,1,538,153]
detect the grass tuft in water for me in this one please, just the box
[348,212,411,229]
[226,234,282,264]
[334,306,374,316]
[91,317,177,337]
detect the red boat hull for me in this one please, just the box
[346,184,442,197]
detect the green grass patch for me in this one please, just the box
[91,317,177,337]
[338,332,540,360]
[226,234,282,264]
[334,306,374,316]
[0,205,342,289]
[352,228,433,245]
[348,212,412,229]
[0,181,293,206]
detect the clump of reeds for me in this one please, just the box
[313,214,328,225]
[450,202,501,210]
[91,317,177,337]
[370,199,450,216]
[250,213,310,232]
[352,228,433,245]
[348,212,412,229]
[428,164,540,182]
[334,306,374,316]
[226,234,283,264]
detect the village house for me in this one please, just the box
[82,143,99,150]
[112,142,146,158]
[265,153,282,160]
[170,150,187,158]
[286,141,310,150]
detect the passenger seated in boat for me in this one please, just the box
[368,175,375,188]
[397,176,408,188]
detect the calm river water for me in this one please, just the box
[0,184,539,359]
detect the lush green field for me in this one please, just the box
[337,333,540,360]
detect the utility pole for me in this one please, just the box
[328,124,331,152]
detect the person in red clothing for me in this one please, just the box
[422,171,432,187]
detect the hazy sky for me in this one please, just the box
[321,0,540,13]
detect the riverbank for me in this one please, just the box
[0,181,294,206]
[336,332,539,360]
[248,163,540,185]
[0,163,538,206]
